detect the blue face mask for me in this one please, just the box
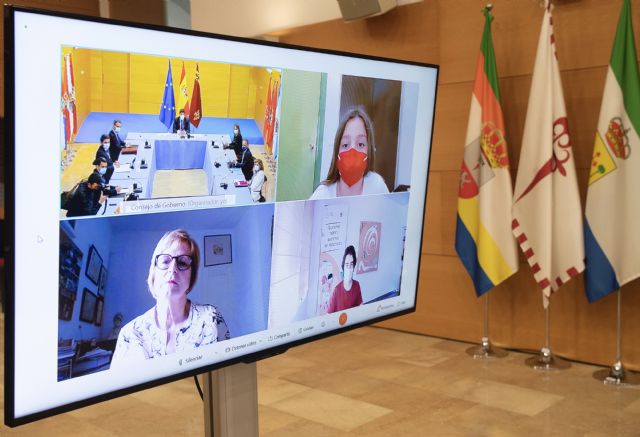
[98,167,107,175]
[114,126,121,133]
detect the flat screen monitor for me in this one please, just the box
[4,6,438,426]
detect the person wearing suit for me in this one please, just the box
[65,173,106,218]
[231,140,254,181]
[95,134,117,184]
[173,109,191,134]
[227,124,243,157]
[109,119,126,162]
[92,157,121,197]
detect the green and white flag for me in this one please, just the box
[584,0,640,302]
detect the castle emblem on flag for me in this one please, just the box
[480,122,509,168]
[458,136,496,199]
[605,117,631,159]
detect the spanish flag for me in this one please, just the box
[455,6,519,297]
[178,61,190,116]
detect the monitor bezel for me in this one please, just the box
[3,4,439,427]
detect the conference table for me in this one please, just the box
[103,132,253,216]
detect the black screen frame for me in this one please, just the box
[3,4,439,427]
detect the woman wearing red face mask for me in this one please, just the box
[310,107,389,199]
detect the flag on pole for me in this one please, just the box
[512,1,584,307]
[455,6,519,297]
[61,53,78,145]
[584,0,640,302]
[189,63,203,128]
[267,80,279,147]
[263,76,273,142]
[159,60,176,130]
[178,61,190,117]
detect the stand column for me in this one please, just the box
[593,290,640,385]
[203,362,259,437]
[525,301,570,370]
[466,292,507,359]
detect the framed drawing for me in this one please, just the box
[98,266,108,296]
[204,234,232,266]
[85,245,102,285]
[356,221,381,274]
[79,288,97,324]
[94,296,104,327]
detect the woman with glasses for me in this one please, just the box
[112,229,229,364]
[327,245,363,313]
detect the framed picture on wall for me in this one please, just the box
[98,266,108,296]
[79,288,97,323]
[94,296,104,327]
[204,234,232,266]
[85,245,102,285]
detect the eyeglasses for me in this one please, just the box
[155,254,193,271]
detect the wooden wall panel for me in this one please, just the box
[101,51,129,113]
[281,0,640,370]
[228,65,251,118]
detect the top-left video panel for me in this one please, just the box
[59,47,281,219]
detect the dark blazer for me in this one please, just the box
[229,133,243,156]
[66,183,102,217]
[173,116,191,134]
[95,146,115,184]
[109,129,126,162]
[231,148,254,181]
[92,170,118,197]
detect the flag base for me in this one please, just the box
[593,361,640,386]
[465,337,508,359]
[525,347,571,370]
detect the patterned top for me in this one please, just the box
[111,301,230,365]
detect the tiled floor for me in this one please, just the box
[2,314,639,436]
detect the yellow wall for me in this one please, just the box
[64,49,273,128]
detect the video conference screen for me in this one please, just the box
[4,7,438,425]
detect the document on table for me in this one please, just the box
[114,164,131,173]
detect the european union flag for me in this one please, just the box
[159,60,175,130]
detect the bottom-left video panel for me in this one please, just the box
[57,203,274,382]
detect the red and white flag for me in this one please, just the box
[61,53,77,145]
[512,1,584,307]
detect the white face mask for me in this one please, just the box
[343,267,353,282]
[234,129,239,134]
[253,166,259,172]
[102,143,110,150]
[180,115,185,120]
[114,126,121,132]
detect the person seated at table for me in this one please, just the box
[92,157,121,197]
[225,124,243,156]
[250,158,267,203]
[173,109,190,135]
[230,139,254,181]
[95,134,119,184]
[109,119,126,162]
[65,173,106,218]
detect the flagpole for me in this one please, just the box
[593,290,640,385]
[466,292,507,359]
[525,299,570,370]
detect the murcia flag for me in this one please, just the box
[455,6,519,296]
[512,1,584,307]
[189,63,203,128]
[584,0,640,302]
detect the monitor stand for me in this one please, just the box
[203,362,259,437]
